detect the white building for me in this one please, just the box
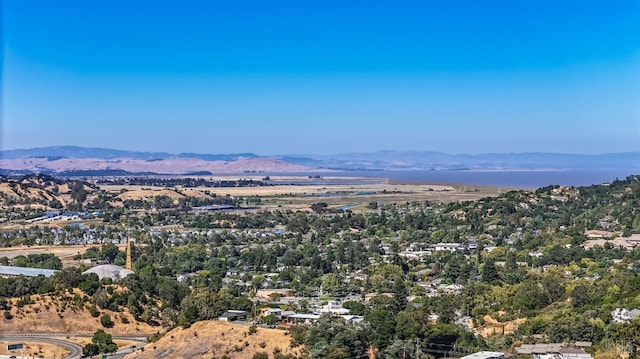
[461,351,505,359]
[612,308,640,323]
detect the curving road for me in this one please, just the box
[0,333,147,359]
[0,334,83,358]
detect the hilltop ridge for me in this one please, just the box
[1,146,639,175]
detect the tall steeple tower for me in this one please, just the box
[125,238,133,270]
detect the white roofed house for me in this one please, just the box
[612,308,640,323]
[516,344,593,359]
[218,310,250,322]
[434,243,463,252]
[260,307,282,319]
[282,313,321,326]
[461,351,505,359]
[556,348,592,359]
[319,300,350,315]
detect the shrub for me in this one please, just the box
[248,325,258,335]
[82,343,99,357]
[100,314,114,328]
[4,311,13,320]
[89,305,100,317]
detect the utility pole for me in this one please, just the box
[415,338,422,359]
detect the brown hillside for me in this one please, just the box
[0,182,67,208]
[0,292,158,336]
[116,189,185,202]
[0,175,96,209]
[114,188,216,203]
[0,157,315,174]
[178,188,215,200]
[126,321,304,359]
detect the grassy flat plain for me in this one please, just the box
[100,175,514,210]
[0,244,124,259]
[0,244,127,268]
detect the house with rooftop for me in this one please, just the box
[516,344,593,359]
[461,351,506,359]
[612,308,640,323]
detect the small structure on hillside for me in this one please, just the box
[218,310,250,322]
[612,308,640,323]
[83,264,133,280]
[461,351,506,359]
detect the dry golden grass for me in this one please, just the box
[0,293,159,336]
[0,244,125,263]
[0,244,121,259]
[126,320,304,359]
[171,183,456,197]
[102,178,508,210]
[595,348,627,359]
[178,188,215,200]
[0,340,70,358]
[0,182,68,208]
[116,189,185,201]
[0,178,97,210]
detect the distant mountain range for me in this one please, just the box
[0,146,638,176]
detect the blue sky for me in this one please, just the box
[2,0,639,155]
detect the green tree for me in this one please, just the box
[262,314,280,327]
[571,283,591,308]
[100,313,114,328]
[392,278,409,312]
[90,329,118,354]
[307,314,370,359]
[100,243,119,264]
[82,343,99,357]
[365,308,396,349]
[612,319,640,358]
[481,259,500,284]
[70,182,88,207]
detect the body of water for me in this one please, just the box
[273,169,638,189]
[355,169,637,189]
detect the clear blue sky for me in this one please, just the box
[2,0,639,155]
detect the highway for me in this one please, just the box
[0,333,147,359]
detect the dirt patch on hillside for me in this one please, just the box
[475,315,526,337]
[116,189,184,202]
[126,321,304,359]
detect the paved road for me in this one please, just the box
[0,333,147,359]
[0,334,83,358]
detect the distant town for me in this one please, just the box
[0,172,638,358]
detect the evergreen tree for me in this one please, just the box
[481,259,500,283]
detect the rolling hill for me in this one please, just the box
[126,320,304,359]
[1,146,639,174]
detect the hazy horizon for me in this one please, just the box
[2,1,639,155]
[2,144,640,157]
